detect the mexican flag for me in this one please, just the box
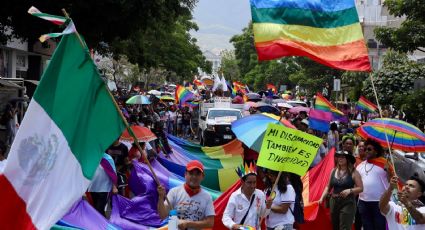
[0,34,126,229]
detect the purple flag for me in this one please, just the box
[59,199,121,230]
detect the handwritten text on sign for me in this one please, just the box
[257,123,322,176]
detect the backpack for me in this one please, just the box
[289,191,305,224]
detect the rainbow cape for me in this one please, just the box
[356,96,378,113]
[175,85,194,105]
[315,93,344,119]
[250,0,371,71]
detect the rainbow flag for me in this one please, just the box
[184,100,199,108]
[356,96,378,113]
[299,148,335,229]
[315,93,344,119]
[233,81,248,95]
[250,0,371,72]
[162,135,244,191]
[193,79,203,87]
[266,83,277,94]
[175,85,194,105]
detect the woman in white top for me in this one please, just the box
[264,170,295,230]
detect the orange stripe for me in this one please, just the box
[255,39,369,62]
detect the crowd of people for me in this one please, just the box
[1,83,424,230]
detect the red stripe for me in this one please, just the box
[359,96,378,110]
[255,42,372,72]
[0,175,36,229]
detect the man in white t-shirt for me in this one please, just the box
[380,175,425,229]
[157,160,215,230]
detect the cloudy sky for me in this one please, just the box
[191,0,251,54]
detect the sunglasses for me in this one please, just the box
[366,147,374,151]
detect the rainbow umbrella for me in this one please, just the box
[125,95,151,105]
[231,113,296,152]
[357,118,425,152]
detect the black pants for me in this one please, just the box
[90,192,108,217]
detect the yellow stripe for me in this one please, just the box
[218,168,241,191]
[253,22,364,46]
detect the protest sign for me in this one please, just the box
[257,123,322,176]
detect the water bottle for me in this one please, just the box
[168,209,179,230]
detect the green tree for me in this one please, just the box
[393,89,425,128]
[362,50,425,105]
[341,71,368,101]
[0,0,197,50]
[288,57,343,96]
[112,15,209,82]
[374,0,425,53]
[219,50,240,82]
[230,22,258,77]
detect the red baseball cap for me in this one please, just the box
[186,160,204,173]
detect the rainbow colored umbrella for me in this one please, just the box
[125,95,151,105]
[357,118,425,152]
[231,113,296,152]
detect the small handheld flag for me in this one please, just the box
[356,96,378,113]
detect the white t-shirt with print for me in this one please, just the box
[266,184,296,228]
[384,201,425,230]
[167,185,215,229]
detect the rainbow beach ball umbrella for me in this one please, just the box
[357,118,425,152]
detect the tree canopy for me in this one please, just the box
[362,50,425,105]
[0,0,197,49]
[374,0,425,53]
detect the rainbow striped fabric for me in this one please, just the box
[315,93,344,119]
[266,83,277,94]
[193,79,203,87]
[161,135,244,191]
[233,81,248,95]
[250,0,371,71]
[175,85,194,105]
[356,96,378,113]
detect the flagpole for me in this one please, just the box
[61,9,172,208]
[369,72,398,178]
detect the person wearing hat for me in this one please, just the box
[319,151,363,230]
[222,164,272,229]
[157,160,215,230]
[380,174,425,229]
